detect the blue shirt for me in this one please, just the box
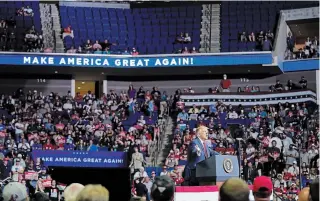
[177,112,188,120]
[209,105,216,113]
[88,144,98,152]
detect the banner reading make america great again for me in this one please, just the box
[0,52,273,67]
[32,150,128,168]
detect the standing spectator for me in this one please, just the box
[129,146,145,173]
[252,176,273,201]
[285,145,299,168]
[262,36,272,51]
[143,176,153,201]
[220,74,232,92]
[219,178,250,201]
[287,32,295,52]
[243,161,257,184]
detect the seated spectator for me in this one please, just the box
[24,6,34,16]
[248,32,255,42]
[175,32,184,44]
[274,80,283,91]
[100,39,116,50]
[184,33,191,43]
[93,40,102,51]
[295,48,305,59]
[16,7,25,16]
[191,47,198,53]
[62,25,74,39]
[266,30,274,41]
[240,32,247,42]
[83,39,93,53]
[182,47,189,54]
[131,47,139,55]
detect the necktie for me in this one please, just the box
[203,142,208,158]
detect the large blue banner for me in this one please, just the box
[0,52,272,67]
[283,59,319,72]
[32,150,128,168]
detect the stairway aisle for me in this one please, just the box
[156,117,174,166]
[200,4,221,53]
[50,4,65,53]
[39,3,54,50]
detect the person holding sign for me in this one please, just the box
[182,126,220,186]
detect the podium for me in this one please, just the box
[196,155,239,186]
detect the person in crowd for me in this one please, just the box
[151,175,175,201]
[309,180,319,201]
[252,176,273,201]
[76,184,109,201]
[130,146,146,173]
[183,126,219,186]
[220,74,232,92]
[219,178,250,201]
[63,183,85,201]
[3,182,29,201]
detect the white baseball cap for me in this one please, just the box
[3,182,28,201]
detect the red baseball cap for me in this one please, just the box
[253,176,273,194]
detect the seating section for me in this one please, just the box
[60,6,202,54]
[0,1,41,50]
[220,1,319,52]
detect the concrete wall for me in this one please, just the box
[0,79,71,95]
[107,70,317,95]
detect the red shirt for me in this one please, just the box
[220,79,231,89]
[175,177,184,185]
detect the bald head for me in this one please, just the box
[219,178,250,201]
[298,187,310,201]
[64,183,84,201]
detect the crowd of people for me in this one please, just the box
[169,76,319,201]
[0,85,170,200]
[0,17,44,52]
[239,30,274,51]
[286,34,319,60]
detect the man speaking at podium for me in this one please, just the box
[183,125,220,186]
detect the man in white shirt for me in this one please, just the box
[228,110,239,119]
[160,166,169,176]
[288,161,299,176]
[133,167,148,180]
[11,159,24,182]
[308,144,319,161]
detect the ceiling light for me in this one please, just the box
[54,71,58,74]
[78,87,81,90]
[82,82,85,84]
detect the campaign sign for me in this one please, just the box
[32,150,128,168]
[0,52,273,67]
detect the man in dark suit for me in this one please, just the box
[243,161,257,185]
[254,157,263,176]
[183,126,220,186]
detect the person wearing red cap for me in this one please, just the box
[253,176,273,201]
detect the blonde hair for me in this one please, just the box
[64,183,85,201]
[196,126,208,137]
[75,184,109,201]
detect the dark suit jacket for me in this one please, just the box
[243,166,257,182]
[183,137,219,181]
